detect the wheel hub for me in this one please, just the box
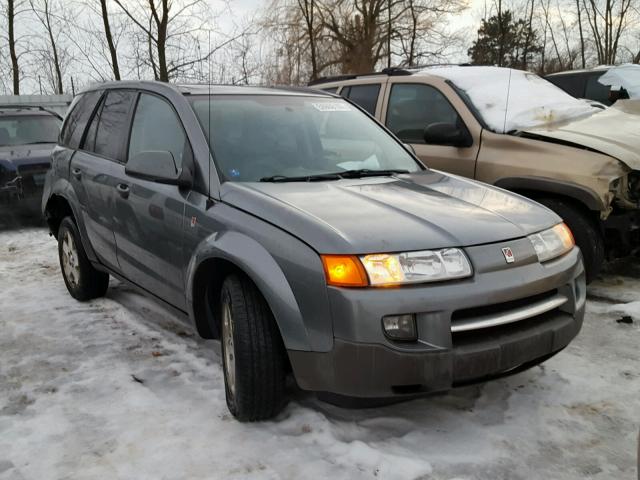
[61,231,80,288]
[222,301,236,396]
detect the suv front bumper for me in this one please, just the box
[288,242,585,400]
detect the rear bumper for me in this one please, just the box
[288,244,586,399]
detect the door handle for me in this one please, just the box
[116,183,130,199]
[71,168,82,180]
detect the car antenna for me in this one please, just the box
[503,68,512,133]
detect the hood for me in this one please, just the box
[220,171,560,254]
[523,101,640,169]
[0,145,53,173]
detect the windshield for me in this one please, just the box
[427,66,599,133]
[0,115,60,146]
[189,95,422,182]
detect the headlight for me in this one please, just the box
[528,223,574,262]
[360,248,472,286]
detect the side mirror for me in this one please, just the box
[423,123,472,148]
[125,150,192,188]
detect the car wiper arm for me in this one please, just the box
[259,173,343,182]
[259,169,410,183]
[333,168,410,178]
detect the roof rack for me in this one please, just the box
[0,104,62,118]
[307,67,413,86]
[306,64,475,86]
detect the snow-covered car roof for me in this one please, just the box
[420,66,599,133]
[598,64,640,99]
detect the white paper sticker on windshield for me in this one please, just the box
[312,102,352,112]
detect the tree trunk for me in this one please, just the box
[576,0,585,68]
[8,0,20,94]
[100,0,121,80]
[154,0,169,81]
[43,0,63,93]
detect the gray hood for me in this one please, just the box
[220,170,560,254]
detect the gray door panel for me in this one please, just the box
[69,151,120,270]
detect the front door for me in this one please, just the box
[382,81,481,178]
[112,92,192,310]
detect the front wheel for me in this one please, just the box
[57,217,109,301]
[219,274,287,421]
[537,198,604,283]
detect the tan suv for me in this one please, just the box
[311,65,640,281]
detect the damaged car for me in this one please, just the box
[312,66,640,281]
[43,82,585,421]
[0,106,62,215]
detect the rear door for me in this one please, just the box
[69,89,136,271]
[112,92,192,310]
[382,79,481,178]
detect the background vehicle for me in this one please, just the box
[312,66,640,281]
[43,81,585,421]
[546,66,615,105]
[0,106,62,216]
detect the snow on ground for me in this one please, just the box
[0,228,638,480]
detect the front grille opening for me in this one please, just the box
[452,289,558,324]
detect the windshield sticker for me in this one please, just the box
[312,102,352,112]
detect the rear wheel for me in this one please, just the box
[57,217,109,300]
[219,274,287,421]
[537,198,604,283]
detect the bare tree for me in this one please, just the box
[6,0,23,93]
[99,0,120,79]
[582,0,634,64]
[30,0,68,93]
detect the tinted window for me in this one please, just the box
[585,73,612,105]
[93,90,136,160]
[128,93,188,169]
[547,74,585,98]
[321,87,338,94]
[61,90,101,148]
[0,115,60,146]
[82,95,104,153]
[343,84,380,115]
[386,84,463,144]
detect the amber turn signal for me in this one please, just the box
[321,255,369,287]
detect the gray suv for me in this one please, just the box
[43,81,586,421]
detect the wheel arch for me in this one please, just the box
[186,231,313,352]
[494,176,605,213]
[43,180,98,262]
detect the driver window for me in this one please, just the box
[128,93,189,168]
[386,84,461,144]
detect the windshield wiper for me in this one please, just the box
[334,169,410,178]
[259,169,410,183]
[259,173,343,183]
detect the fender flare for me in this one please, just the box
[185,230,312,351]
[494,176,605,212]
[45,178,99,262]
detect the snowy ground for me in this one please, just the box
[0,228,638,480]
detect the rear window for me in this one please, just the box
[0,115,61,147]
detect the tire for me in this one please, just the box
[57,216,109,301]
[537,198,604,283]
[219,274,287,421]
